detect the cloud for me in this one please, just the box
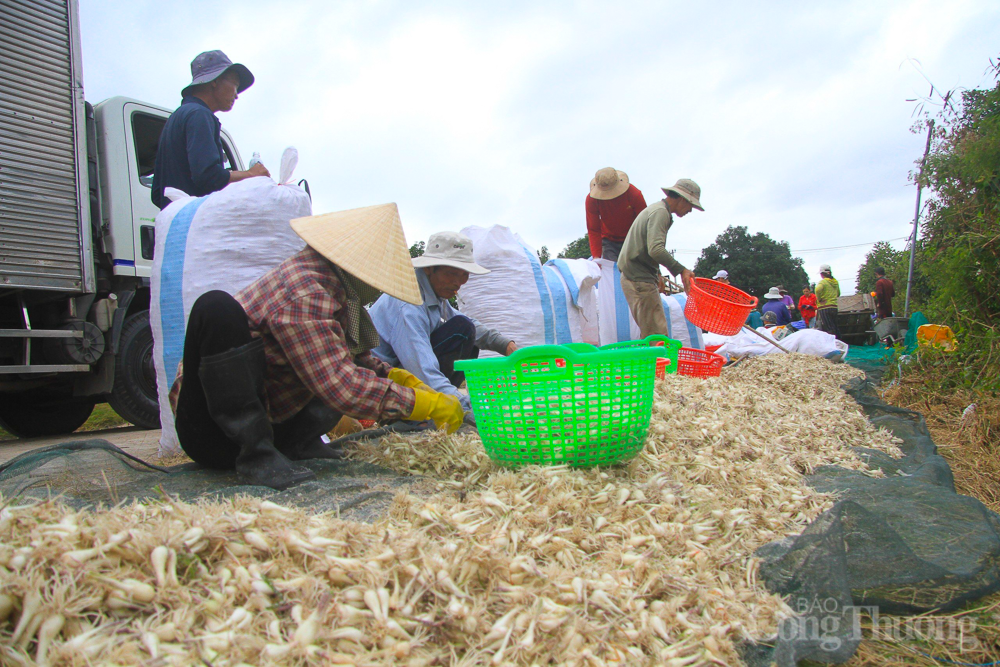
[77,0,1000,294]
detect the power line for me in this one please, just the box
[671,236,909,256]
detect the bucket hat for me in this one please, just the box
[182,50,254,97]
[412,232,490,275]
[764,287,783,300]
[290,203,422,306]
[589,167,630,200]
[713,270,729,280]
[661,178,704,211]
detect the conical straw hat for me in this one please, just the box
[290,203,422,306]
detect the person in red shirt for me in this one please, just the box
[798,285,818,328]
[586,167,647,261]
[874,267,895,319]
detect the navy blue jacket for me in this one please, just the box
[761,300,792,326]
[151,97,230,209]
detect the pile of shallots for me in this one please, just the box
[0,354,900,665]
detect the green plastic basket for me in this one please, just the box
[454,344,665,468]
[600,335,682,375]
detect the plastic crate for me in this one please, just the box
[454,345,663,468]
[600,335,682,377]
[676,347,725,378]
[684,278,758,336]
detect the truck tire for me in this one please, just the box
[108,310,161,430]
[0,396,95,439]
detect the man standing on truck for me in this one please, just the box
[151,50,269,209]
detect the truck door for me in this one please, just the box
[122,103,243,278]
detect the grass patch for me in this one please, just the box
[0,402,130,441]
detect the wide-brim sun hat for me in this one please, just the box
[182,50,254,97]
[412,231,490,275]
[589,167,630,200]
[661,178,705,211]
[290,203,422,306]
[764,287,783,299]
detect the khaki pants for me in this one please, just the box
[620,277,668,339]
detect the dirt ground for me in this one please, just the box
[0,426,161,465]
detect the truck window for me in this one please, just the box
[132,112,238,188]
[131,113,166,187]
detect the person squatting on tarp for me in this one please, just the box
[874,267,895,319]
[167,205,465,490]
[585,167,648,261]
[762,287,793,326]
[617,178,703,339]
[815,263,841,337]
[368,232,518,424]
[151,50,270,210]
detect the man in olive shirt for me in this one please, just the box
[617,179,703,338]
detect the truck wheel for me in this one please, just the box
[0,396,95,438]
[108,310,161,430]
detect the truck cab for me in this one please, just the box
[0,94,243,437]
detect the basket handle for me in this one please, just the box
[508,345,580,381]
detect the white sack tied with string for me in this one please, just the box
[593,258,705,349]
[150,148,309,456]
[456,226,599,352]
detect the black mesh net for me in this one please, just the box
[744,362,1000,665]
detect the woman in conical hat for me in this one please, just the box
[170,203,464,490]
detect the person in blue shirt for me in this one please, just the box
[151,50,269,209]
[369,232,518,415]
[761,287,792,326]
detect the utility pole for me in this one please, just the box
[905,119,934,316]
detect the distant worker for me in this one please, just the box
[369,232,518,417]
[152,50,270,209]
[778,285,796,319]
[762,287,792,326]
[618,179,702,338]
[585,167,647,261]
[815,264,841,336]
[713,270,730,284]
[874,267,895,319]
[798,285,818,328]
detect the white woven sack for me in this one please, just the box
[457,226,591,353]
[150,147,309,456]
[593,258,704,349]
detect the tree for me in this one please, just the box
[915,62,1000,327]
[409,241,425,258]
[558,235,592,259]
[693,226,809,302]
[537,246,550,265]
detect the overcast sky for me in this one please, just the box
[79,0,999,295]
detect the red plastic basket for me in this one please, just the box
[676,347,725,378]
[705,344,723,353]
[684,278,758,336]
[358,419,377,429]
[655,357,671,379]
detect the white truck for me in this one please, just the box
[0,0,244,436]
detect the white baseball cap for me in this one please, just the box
[713,270,729,280]
[412,232,490,275]
[819,263,832,273]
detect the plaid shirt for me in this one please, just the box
[171,246,415,423]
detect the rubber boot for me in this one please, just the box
[272,398,346,460]
[197,339,315,490]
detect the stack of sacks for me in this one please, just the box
[714,327,848,361]
[457,226,600,352]
[593,258,704,349]
[151,148,309,457]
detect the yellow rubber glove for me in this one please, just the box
[406,388,464,434]
[387,367,432,393]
